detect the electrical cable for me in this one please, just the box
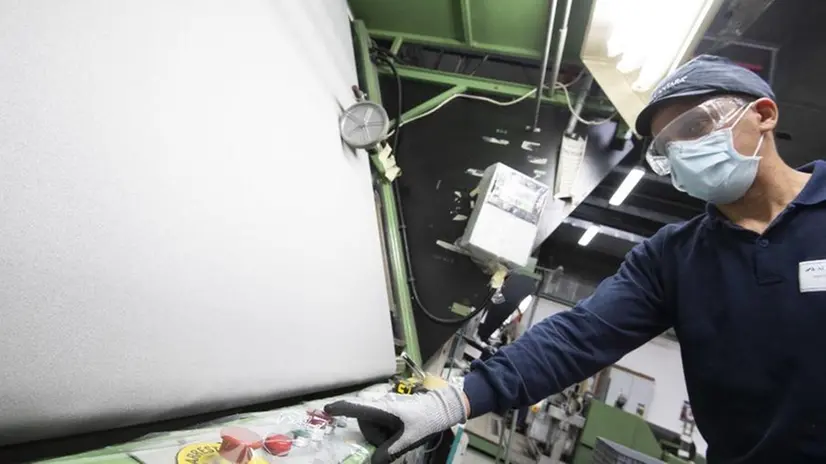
[371,46,496,326]
[387,88,538,137]
[560,67,585,88]
[396,176,496,326]
[553,82,617,126]
[423,431,445,455]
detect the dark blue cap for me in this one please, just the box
[635,55,775,136]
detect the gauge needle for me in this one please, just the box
[345,111,361,124]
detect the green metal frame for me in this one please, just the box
[353,20,423,367]
[380,64,616,116]
[459,0,473,45]
[393,85,467,127]
[349,0,595,61]
[370,30,539,59]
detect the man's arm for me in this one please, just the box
[462,227,674,418]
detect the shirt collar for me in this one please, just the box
[704,160,826,225]
[792,160,826,206]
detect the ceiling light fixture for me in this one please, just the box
[609,166,646,206]
[580,0,724,130]
[578,225,601,247]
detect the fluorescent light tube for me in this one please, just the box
[581,0,723,129]
[578,225,601,247]
[609,166,646,206]
[518,296,533,313]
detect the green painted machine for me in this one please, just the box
[574,400,663,464]
[573,400,705,464]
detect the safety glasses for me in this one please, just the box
[646,96,752,176]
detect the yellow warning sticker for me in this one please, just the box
[175,443,267,464]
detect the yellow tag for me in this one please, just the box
[490,266,508,289]
[176,443,268,464]
[396,383,412,394]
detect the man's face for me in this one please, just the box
[650,96,771,159]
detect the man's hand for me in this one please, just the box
[324,385,467,464]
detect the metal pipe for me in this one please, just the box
[443,326,464,382]
[547,0,574,101]
[353,21,422,366]
[564,73,594,136]
[530,0,559,132]
[494,415,508,462]
[379,185,423,367]
[503,409,520,464]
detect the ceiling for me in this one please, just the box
[349,0,595,61]
[350,0,823,266]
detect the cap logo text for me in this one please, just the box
[654,76,687,98]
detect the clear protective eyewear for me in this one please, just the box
[646,96,752,176]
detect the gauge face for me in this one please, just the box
[339,101,389,149]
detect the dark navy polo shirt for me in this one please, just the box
[464,160,826,463]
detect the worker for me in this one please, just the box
[325,55,826,463]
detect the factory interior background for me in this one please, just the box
[0,0,822,463]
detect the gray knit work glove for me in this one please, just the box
[324,385,467,464]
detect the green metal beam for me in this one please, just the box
[379,64,616,116]
[369,29,540,59]
[459,0,474,45]
[378,186,422,368]
[395,85,467,126]
[353,20,422,367]
[355,21,382,103]
[371,29,464,48]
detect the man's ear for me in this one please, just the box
[754,98,778,132]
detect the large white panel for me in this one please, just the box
[0,0,396,445]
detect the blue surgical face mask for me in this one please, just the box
[666,105,764,204]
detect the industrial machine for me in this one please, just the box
[460,374,704,464]
[527,386,587,463]
[0,0,746,461]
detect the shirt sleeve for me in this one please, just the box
[462,227,674,418]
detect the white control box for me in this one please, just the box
[459,163,550,268]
